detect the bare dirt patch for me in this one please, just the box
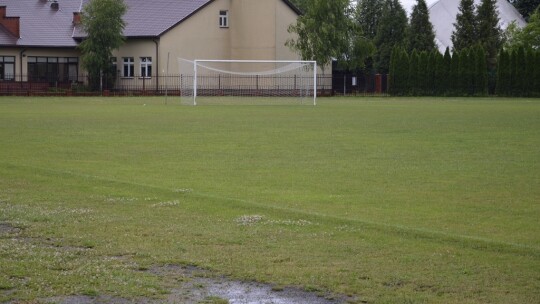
[150,264,355,304]
[0,223,21,236]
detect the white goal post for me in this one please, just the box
[179,59,317,105]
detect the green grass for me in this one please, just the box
[0,96,539,303]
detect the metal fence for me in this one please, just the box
[0,74,388,96]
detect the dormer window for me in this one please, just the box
[219,10,228,28]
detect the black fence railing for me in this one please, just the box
[0,74,388,96]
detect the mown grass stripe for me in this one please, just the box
[3,161,538,258]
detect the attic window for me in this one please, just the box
[219,10,228,28]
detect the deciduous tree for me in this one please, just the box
[79,0,127,91]
[503,7,540,51]
[287,0,373,72]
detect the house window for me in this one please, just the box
[140,57,152,78]
[219,10,228,28]
[27,56,78,82]
[122,57,134,77]
[0,56,15,81]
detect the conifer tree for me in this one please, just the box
[509,49,518,96]
[408,0,437,52]
[434,51,445,96]
[450,51,460,96]
[356,0,384,40]
[505,49,513,96]
[467,50,476,96]
[426,51,437,95]
[389,46,406,96]
[504,49,512,96]
[399,48,411,95]
[524,49,535,97]
[465,49,476,95]
[452,0,477,52]
[442,47,452,95]
[374,0,408,73]
[496,49,508,96]
[418,51,430,95]
[515,46,527,96]
[476,46,489,96]
[476,0,503,61]
[408,49,420,95]
[389,46,398,95]
[533,50,540,97]
[457,49,467,95]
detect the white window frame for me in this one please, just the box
[0,56,15,81]
[122,57,134,78]
[219,10,229,28]
[140,57,152,78]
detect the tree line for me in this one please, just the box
[496,47,540,97]
[286,0,539,97]
[390,46,540,97]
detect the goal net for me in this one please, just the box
[178,59,317,105]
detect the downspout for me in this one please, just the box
[19,48,26,84]
[153,38,159,92]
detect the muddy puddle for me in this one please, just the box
[2,222,354,303]
[153,264,352,304]
[35,265,353,304]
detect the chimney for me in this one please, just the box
[0,6,20,38]
[51,0,59,10]
[73,12,81,24]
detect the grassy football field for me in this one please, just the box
[0,96,539,303]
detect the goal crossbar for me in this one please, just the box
[192,59,317,106]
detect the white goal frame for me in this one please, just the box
[192,59,317,106]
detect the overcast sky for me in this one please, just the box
[400,0,439,14]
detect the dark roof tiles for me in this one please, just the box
[0,0,82,47]
[123,0,212,37]
[1,0,300,47]
[72,0,213,38]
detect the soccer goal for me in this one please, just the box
[178,59,317,105]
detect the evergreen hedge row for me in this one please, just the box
[389,46,540,97]
[496,47,540,97]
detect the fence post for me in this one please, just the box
[375,74,382,94]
